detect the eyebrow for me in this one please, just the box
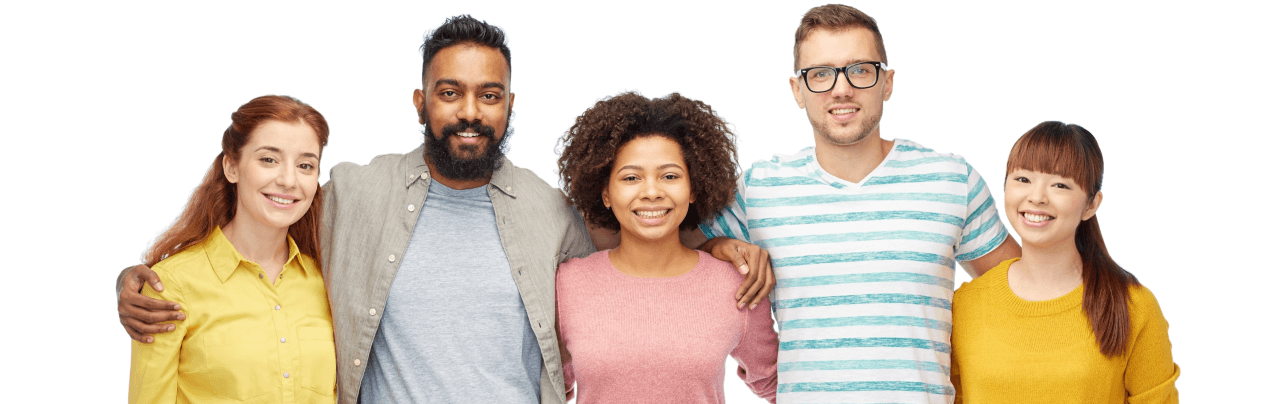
[433,78,507,92]
[803,59,877,69]
[255,146,319,160]
[616,163,685,173]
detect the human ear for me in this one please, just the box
[412,89,427,125]
[222,154,239,184]
[789,76,805,109]
[881,69,895,101]
[1082,191,1103,221]
[602,187,611,208]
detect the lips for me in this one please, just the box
[829,107,857,115]
[1023,212,1053,222]
[456,132,479,138]
[265,194,298,206]
[635,209,670,219]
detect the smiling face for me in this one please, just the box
[602,136,696,243]
[223,119,321,232]
[414,43,514,181]
[1004,169,1103,250]
[790,28,893,147]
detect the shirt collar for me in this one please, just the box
[203,226,306,283]
[403,144,518,199]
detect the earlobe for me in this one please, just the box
[412,89,426,125]
[1083,191,1104,221]
[222,155,238,183]
[789,77,806,109]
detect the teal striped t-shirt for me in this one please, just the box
[701,139,1006,404]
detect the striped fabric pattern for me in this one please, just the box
[701,139,1006,403]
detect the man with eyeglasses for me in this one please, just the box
[700,4,1021,403]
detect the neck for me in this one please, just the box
[610,230,697,277]
[424,155,492,190]
[813,131,893,183]
[220,215,290,268]
[1011,238,1084,286]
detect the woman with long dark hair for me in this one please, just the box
[129,95,336,403]
[950,121,1180,403]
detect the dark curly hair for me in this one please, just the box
[558,92,739,232]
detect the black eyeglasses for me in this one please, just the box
[797,61,889,93]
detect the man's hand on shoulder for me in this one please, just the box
[699,236,775,310]
[117,264,184,343]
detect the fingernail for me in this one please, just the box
[751,304,758,310]
[176,313,186,320]
[739,265,749,274]
[145,337,153,343]
[738,302,745,309]
[173,304,181,310]
[168,325,175,331]
[154,282,164,291]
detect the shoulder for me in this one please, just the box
[888,139,973,174]
[695,250,743,286]
[955,257,1014,297]
[556,251,609,283]
[152,243,211,279]
[744,147,815,178]
[1128,283,1166,320]
[504,160,569,206]
[329,148,419,183]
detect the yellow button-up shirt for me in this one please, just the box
[130,227,336,404]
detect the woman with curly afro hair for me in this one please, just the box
[554,92,778,403]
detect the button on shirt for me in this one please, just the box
[320,146,596,404]
[129,227,336,404]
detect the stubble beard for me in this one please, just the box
[810,103,883,147]
[421,109,513,181]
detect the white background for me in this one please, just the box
[2,1,1284,402]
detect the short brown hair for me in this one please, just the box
[557,92,739,232]
[793,4,888,70]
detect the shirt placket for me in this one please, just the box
[258,264,297,404]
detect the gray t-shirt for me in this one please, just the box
[359,179,541,403]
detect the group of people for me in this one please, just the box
[115,4,1180,404]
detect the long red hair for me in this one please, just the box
[1006,121,1140,357]
[145,95,329,266]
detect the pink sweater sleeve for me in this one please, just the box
[730,300,778,402]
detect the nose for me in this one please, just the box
[641,177,664,200]
[456,93,481,123]
[1026,185,1048,205]
[275,163,298,190]
[829,74,856,98]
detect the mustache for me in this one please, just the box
[440,120,497,140]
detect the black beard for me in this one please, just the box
[422,116,511,181]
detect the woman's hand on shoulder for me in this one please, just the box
[701,237,774,310]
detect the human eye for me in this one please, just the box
[439,90,460,99]
[622,174,640,182]
[1054,183,1071,189]
[298,162,315,171]
[1013,176,1029,183]
[809,68,835,80]
[847,64,873,76]
[663,172,682,180]
[260,156,277,164]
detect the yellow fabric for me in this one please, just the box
[951,258,1179,404]
[129,227,336,404]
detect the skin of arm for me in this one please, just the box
[959,234,1021,279]
[118,264,185,343]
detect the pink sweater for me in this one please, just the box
[556,250,778,404]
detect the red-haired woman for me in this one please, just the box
[128,95,336,404]
[950,122,1180,403]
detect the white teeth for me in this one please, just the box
[1024,212,1052,222]
[635,210,668,219]
[268,195,295,204]
[457,132,479,138]
[830,108,857,114]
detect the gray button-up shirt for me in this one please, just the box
[319,145,594,404]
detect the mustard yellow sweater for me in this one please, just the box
[951,258,1180,403]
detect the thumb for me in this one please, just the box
[733,246,749,275]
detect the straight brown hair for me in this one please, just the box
[793,4,888,70]
[145,95,329,266]
[1007,121,1140,357]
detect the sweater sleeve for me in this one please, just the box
[1125,287,1180,404]
[730,300,779,403]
